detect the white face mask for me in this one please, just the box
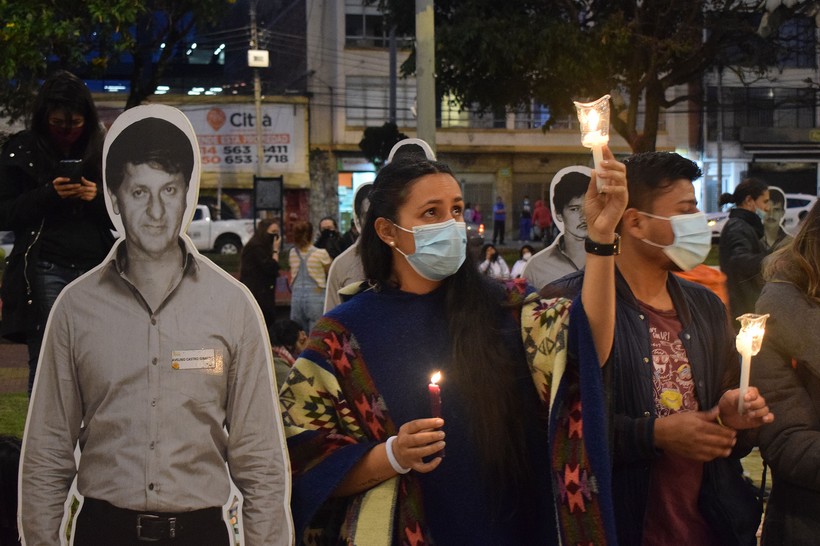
[638,211,712,271]
[522,252,532,261]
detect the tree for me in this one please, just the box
[373,0,815,152]
[359,122,408,168]
[0,0,234,121]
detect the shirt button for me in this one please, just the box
[639,314,645,320]
[151,316,157,325]
[152,357,158,365]
[149,483,154,491]
[683,333,691,340]
[643,357,650,363]
[151,399,157,407]
[150,441,155,450]
[644,411,651,417]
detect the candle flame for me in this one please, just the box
[430,371,441,385]
[735,313,770,356]
[588,108,600,130]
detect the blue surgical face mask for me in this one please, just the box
[392,219,467,281]
[755,207,767,221]
[638,211,712,271]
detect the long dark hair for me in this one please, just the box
[764,200,820,303]
[245,218,278,248]
[718,177,768,208]
[361,158,533,490]
[30,70,104,164]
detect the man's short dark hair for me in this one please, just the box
[624,152,702,212]
[106,117,195,193]
[553,171,590,213]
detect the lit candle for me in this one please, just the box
[735,313,769,414]
[573,94,611,191]
[429,371,442,418]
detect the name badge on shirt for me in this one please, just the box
[171,349,216,370]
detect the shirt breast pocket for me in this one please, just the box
[165,349,227,405]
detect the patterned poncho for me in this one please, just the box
[279,283,617,545]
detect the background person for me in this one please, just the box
[492,195,506,245]
[519,195,532,241]
[289,220,331,333]
[19,106,292,545]
[510,244,535,279]
[753,200,820,545]
[531,198,553,246]
[718,177,771,328]
[239,218,282,326]
[0,70,114,394]
[314,216,344,259]
[523,167,590,290]
[478,242,510,280]
[279,149,628,545]
[270,319,307,389]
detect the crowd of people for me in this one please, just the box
[2,70,818,546]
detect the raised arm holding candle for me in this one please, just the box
[574,94,611,191]
[544,151,774,545]
[279,143,628,545]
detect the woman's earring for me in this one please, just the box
[389,241,396,247]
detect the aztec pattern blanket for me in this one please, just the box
[280,289,617,545]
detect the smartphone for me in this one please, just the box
[58,159,83,183]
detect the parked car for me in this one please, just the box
[783,193,817,234]
[706,211,730,242]
[187,204,255,254]
[707,192,818,241]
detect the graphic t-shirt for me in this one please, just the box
[639,301,722,546]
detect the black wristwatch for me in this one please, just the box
[585,234,621,256]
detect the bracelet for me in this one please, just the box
[385,436,411,474]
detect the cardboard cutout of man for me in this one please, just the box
[523,166,591,290]
[323,182,373,313]
[19,105,292,546]
[763,186,791,250]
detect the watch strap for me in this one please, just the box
[584,234,621,256]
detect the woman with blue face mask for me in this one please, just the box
[280,150,628,545]
[717,177,771,329]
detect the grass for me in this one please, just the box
[0,392,28,438]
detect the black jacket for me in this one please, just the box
[239,234,280,324]
[0,131,114,342]
[549,268,743,545]
[719,208,769,326]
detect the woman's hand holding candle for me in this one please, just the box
[390,418,446,474]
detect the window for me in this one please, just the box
[707,86,817,141]
[345,1,387,48]
[513,101,551,129]
[345,75,417,126]
[777,17,816,69]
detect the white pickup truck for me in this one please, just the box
[187,204,255,254]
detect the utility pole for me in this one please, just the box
[250,1,265,180]
[389,26,397,124]
[415,0,435,152]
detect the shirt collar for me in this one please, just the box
[106,237,199,277]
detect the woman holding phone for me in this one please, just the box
[0,70,114,394]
